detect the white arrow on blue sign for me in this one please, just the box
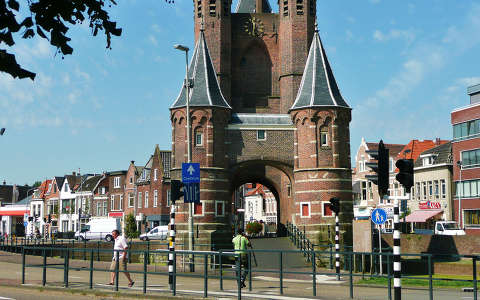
[183,182,200,204]
[371,208,387,225]
[182,163,200,183]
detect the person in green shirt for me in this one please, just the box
[232,228,250,288]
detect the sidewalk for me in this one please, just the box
[0,250,469,300]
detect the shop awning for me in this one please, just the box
[0,210,29,216]
[405,209,443,223]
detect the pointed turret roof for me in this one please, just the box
[170,29,231,110]
[235,0,272,13]
[290,28,350,111]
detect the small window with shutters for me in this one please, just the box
[197,0,202,18]
[323,202,333,217]
[283,0,288,16]
[300,202,310,218]
[194,202,204,216]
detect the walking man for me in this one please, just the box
[109,229,134,287]
[232,228,250,288]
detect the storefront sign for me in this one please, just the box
[419,201,441,209]
[108,212,124,218]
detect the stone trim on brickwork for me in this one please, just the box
[295,189,352,194]
[226,125,296,130]
[294,167,351,172]
[295,178,352,183]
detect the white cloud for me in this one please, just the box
[373,29,415,44]
[149,35,159,46]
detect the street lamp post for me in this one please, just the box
[457,160,463,228]
[174,44,195,272]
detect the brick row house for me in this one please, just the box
[452,83,480,234]
[130,145,172,233]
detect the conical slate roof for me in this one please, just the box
[290,30,350,111]
[235,0,272,13]
[170,30,231,110]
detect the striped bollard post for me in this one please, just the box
[335,214,340,280]
[393,197,401,300]
[168,201,176,290]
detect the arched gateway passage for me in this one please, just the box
[229,160,293,237]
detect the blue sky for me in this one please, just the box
[1,0,479,185]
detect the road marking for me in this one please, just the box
[0,296,15,300]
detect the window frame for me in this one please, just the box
[110,195,115,211]
[193,201,204,216]
[138,192,142,208]
[145,191,149,208]
[257,130,266,141]
[114,177,120,188]
[153,190,158,207]
[215,201,225,217]
[300,202,311,218]
[195,132,203,146]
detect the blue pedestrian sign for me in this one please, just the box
[182,163,200,183]
[23,221,28,227]
[183,182,200,204]
[371,208,387,225]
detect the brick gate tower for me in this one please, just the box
[170,0,353,247]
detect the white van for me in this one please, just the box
[139,226,168,241]
[435,221,466,235]
[75,218,121,242]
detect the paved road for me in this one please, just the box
[250,237,310,269]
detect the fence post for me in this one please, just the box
[312,250,316,297]
[143,250,147,294]
[97,241,100,261]
[219,250,223,291]
[279,251,283,295]
[388,254,392,300]
[473,256,478,300]
[349,252,353,299]
[428,254,433,300]
[114,251,119,292]
[173,251,177,296]
[329,244,333,269]
[42,249,47,286]
[89,249,94,289]
[64,249,69,287]
[204,254,208,298]
[83,240,87,261]
[71,240,75,259]
[236,255,241,300]
[248,251,252,291]
[21,247,25,284]
[147,241,150,265]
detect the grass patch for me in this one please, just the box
[357,274,475,288]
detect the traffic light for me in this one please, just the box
[329,197,340,214]
[365,140,389,197]
[47,214,51,223]
[396,159,413,192]
[171,180,184,203]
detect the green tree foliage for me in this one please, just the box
[124,213,138,239]
[0,0,122,80]
[32,181,42,188]
[246,221,262,236]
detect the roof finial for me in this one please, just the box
[314,19,319,33]
[201,14,205,32]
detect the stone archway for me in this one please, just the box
[229,160,294,236]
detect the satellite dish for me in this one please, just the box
[0,128,5,135]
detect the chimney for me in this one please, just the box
[131,160,135,165]
[435,138,441,145]
[72,171,76,176]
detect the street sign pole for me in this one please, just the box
[182,163,200,273]
[371,206,388,276]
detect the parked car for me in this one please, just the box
[74,218,121,242]
[381,228,394,234]
[139,226,168,241]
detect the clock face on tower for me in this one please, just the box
[244,16,265,37]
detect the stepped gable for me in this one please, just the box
[170,29,231,110]
[290,28,350,111]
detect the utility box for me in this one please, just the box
[353,220,372,252]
